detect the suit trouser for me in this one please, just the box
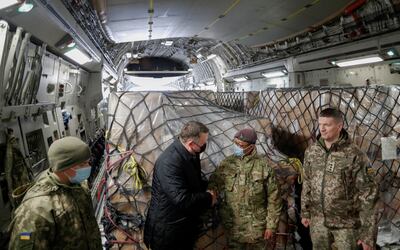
[310,215,357,250]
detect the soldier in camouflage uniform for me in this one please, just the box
[209,128,282,249]
[8,136,102,250]
[301,108,378,250]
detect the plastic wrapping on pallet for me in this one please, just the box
[107,91,286,174]
[104,86,400,249]
[105,91,289,249]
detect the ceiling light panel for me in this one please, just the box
[262,71,286,78]
[233,76,248,82]
[336,55,383,67]
[0,0,19,10]
[64,48,92,65]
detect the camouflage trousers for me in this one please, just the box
[310,215,357,250]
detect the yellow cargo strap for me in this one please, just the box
[122,155,146,190]
[288,158,304,184]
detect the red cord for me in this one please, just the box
[96,178,106,201]
[102,147,142,247]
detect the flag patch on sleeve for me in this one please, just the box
[20,232,31,240]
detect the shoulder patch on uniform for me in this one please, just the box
[20,232,31,240]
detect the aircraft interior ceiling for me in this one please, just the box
[1,0,400,249]
[1,0,399,83]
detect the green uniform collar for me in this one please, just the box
[317,129,350,152]
[240,147,258,162]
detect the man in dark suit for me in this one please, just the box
[144,121,217,250]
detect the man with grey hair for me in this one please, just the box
[144,121,217,250]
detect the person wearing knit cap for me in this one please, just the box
[8,136,102,250]
[209,128,282,250]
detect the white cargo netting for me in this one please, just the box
[102,86,400,249]
[103,91,287,249]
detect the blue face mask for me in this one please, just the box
[233,144,244,157]
[69,166,92,184]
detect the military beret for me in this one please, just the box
[48,136,91,172]
[234,128,257,144]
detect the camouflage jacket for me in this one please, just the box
[301,130,378,246]
[8,170,102,250]
[208,150,282,243]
